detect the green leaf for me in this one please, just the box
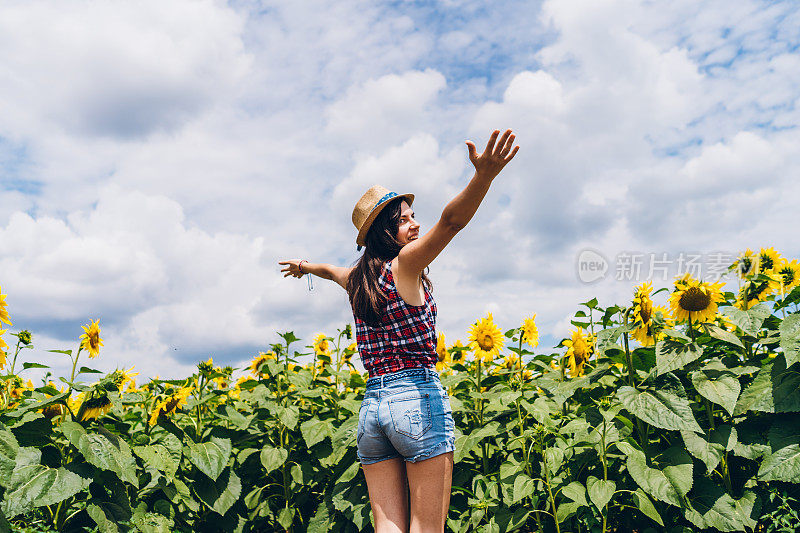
[61,422,138,485]
[702,323,744,349]
[276,405,300,430]
[556,501,580,522]
[307,501,331,533]
[21,362,49,370]
[681,426,737,474]
[617,386,701,433]
[3,391,70,419]
[224,405,251,429]
[129,508,174,533]
[300,418,332,448]
[632,488,663,526]
[561,481,587,507]
[87,504,120,533]
[724,303,770,336]
[544,447,563,475]
[0,425,19,486]
[735,355,800,414]
[193,467,241,516]
[691,369,740,416]
[779,313,800,367]
[685,478,756,532]
[277,506,295,530]
[758,444,800,482]
[454,422,500,463]
[511,474,535,504]
[186,437,231,481]
[133,444,178,479]
[336,461,360,484]
[260,446,288,474]
[617,442,692,507]
[595,326,624,356]
[655,339,703,375]
[587,476,615,511]
[77,366,104,375]
[0,447,91,518]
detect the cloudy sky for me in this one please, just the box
[1,0,798,381]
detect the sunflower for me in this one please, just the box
[503,353,521,371]
[731,249,758,278]
[758,247,782,275]
[66,392,84,415]
[520,314,539,348]
[563,328,594,377]
[249,351,276,376]
[449,340,469,366]
[0,286,11,326]
[436,332,447,362]
[467,313,505,363]
[149,386,193,426]
[774,259,800,293]
[630,282,655,346]
[78,395,113,421]
[668,274,724,324]
[114,366,139,393]
[17,330,31,345]
[79,319,103,358]
[0,335,7,369]
[125,379,138,393]
[313,333,331,357]
[734,278,772,310]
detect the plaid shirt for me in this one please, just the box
[355,259,437,378]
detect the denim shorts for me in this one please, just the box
[357,366,456,465]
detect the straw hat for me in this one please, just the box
[352,185,415,249]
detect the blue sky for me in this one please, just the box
[0,0,798,380]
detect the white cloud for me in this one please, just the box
[0,0,250,139]
[2,0,800,382]
[324,69,447,151]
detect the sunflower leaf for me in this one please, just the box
[734,355,800,414]
[617,386,701,433]
[684,479,757,532]
[615,442,691,507]
[702,324,744,349]
[691,370,741,416]
[655,340,703,376]
[680,426,737,474]
[779,313,800,367]
[723,304,770,337]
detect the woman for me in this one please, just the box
[279,129,519,532]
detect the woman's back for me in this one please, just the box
[354,258,438,378]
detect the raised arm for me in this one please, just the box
[396,129,519,275]
[279,260,352,290]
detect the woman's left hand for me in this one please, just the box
[279,259,305,278]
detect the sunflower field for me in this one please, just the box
[1,247,799,532]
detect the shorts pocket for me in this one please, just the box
[357,398,371,444]
[388,392,433,439]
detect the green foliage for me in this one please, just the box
[1,294,800,532]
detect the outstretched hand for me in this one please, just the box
[279,260,304,278]
[465,129,519,180]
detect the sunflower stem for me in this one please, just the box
[688,312,695,343]
[622,310,635,388]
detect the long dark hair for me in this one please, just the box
[347,197,432,327]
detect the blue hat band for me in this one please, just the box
[370,191,398,213]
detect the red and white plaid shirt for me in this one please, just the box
[355,259,438,378]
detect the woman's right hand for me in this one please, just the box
[279,260,305,278]
[465,129,519,180]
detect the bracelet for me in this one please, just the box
[298,260,307,274]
